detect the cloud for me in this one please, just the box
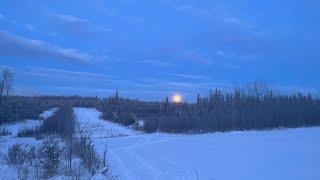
[150,47,213,65]
[178,4,252,28]
[52,13,112,35]
[177,5,214,18]
[173,73,210,80]
[216,50,225,56]
[54,14,89,24]
[163,80,231,91]
[26,67,111,81]
[0,13,16,24]
[223,16,242,25]
[166,81,201,88]
[23,67,157,89]
[25,24,37,32]
[0,65,9,71]
[138,59,174,67]
[0,13,5,20]
[178,49,213,65]
[0,30,96,64]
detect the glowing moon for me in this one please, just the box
[172,94,182,103]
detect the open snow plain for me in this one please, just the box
[75,108,320,180]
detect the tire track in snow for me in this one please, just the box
[109,149,136,180]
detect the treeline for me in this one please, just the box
[99,83,320,133]
[0,95,99,124]
[0,69,99,124]
[98,90,163,126]
[2,68,320,133]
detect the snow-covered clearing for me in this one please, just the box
[74,108,320,180]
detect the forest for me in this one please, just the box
[2,69,319,134]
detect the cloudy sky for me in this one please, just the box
[0,0,319,100]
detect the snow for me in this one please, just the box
[0,129,41,180]
[39,107,58,119]
[0,164,18,180]
[2,119,41,137]
[74,108,320,180]
[74,108,139,138]
[2,107,319,180]
[0,108,58,137]
[0,108,58,180]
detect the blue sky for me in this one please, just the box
[0,0,319,101]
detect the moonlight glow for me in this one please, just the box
[172,94,182,103]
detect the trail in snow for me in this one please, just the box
[74,108,320,180]
[74,108,138,139]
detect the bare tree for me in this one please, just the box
[0,78,4,97]
[1,69,14,96]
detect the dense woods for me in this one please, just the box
[99,84,320,133]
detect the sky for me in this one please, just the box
[0,0,319,101]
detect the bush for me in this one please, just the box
[17,127,40,138]
[17,105,76,139]
[40,104,75,139]
[38,136,61,178]
[77,136,101,175]
[0,127,11,136]
[6,143,27,165]
[4,104,108,179]
[118,113,135,126]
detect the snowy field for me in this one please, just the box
[75,108,320,180]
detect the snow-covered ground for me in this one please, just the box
[1,108,319,180]
[74,107,138,138]
[2,119,41,137]
[1,108,58,137]
[74,108,320,180]
[0,108,58,180]
[39,107,58,119]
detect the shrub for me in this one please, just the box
[77,136,101,175]
[38,136,61,178]
[40,104,75,139]
[0,127,11,136]
[6,143,27,165]
[17,127,40,138]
